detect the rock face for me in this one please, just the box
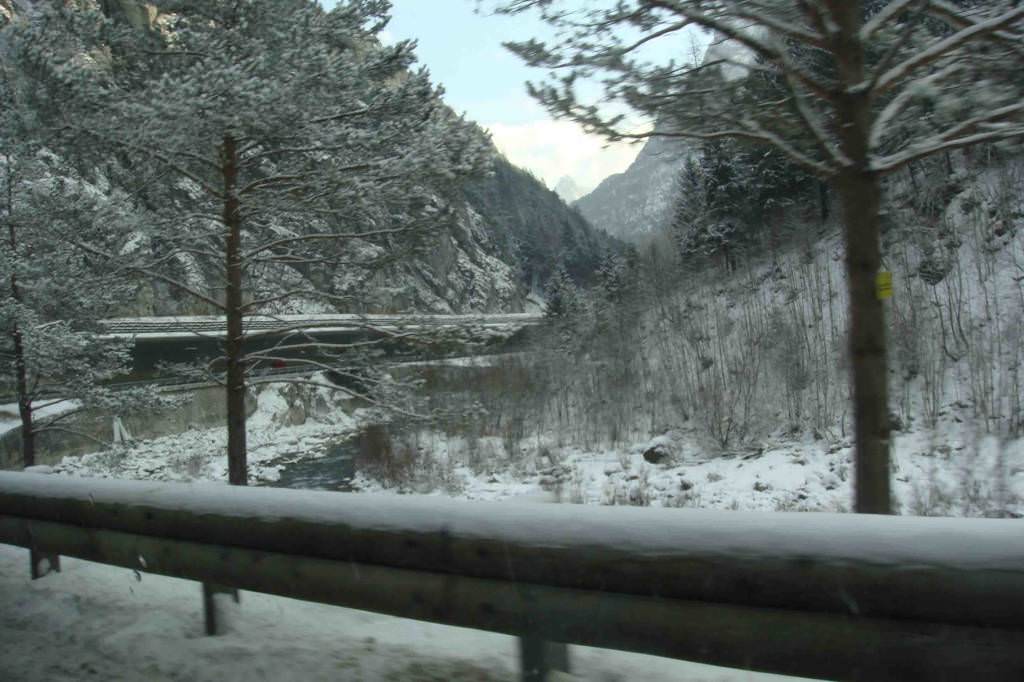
[111,148,607,317]
[575,134,692,242]
[115,148,614,317]
[337,198,524,314]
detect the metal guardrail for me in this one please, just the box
[2,472,1023,681]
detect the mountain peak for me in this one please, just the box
[553,175,585,204]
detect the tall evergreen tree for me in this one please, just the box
[0,56,149,468]
[543,263,589,354]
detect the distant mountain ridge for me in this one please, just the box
[464,156,621,293]
[575,134,692,242]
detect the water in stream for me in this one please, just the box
[269,437,358,492]
[262,359,529,493]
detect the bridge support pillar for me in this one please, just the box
[519,636,570,681]
[29,549,60,580]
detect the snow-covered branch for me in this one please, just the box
[872,116,1024,172]
[860,0,923,41]
[873,6,1024,93]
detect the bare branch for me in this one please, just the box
[869,62,962,149]
[72,240,227,311]
[241,227,413,262]
[777,66,851,167]
[643,0,835,99]
[246,376,429,420]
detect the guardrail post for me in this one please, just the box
[202,582,239,636]
[29,549,60,580]
[519,636,570,682]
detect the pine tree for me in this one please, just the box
[595,250,632,307]
[670,129,817,270]
[671,151,740,270]
[543,264,578,321]
[543,263,589,354]
[12,0,491,484]
[0,56,150,468]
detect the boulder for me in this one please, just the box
[642,443,673,465]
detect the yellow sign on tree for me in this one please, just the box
[876,271,893,300]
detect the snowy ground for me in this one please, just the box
[43,383,1024,517]
[344,414,1024,518]
[0,545,811,682]
[45,382,359,485]
[552,424,1024,517]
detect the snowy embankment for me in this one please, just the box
[41,380,1024,517]
[346,418,1024,517]
[48,380,359,484]
[563,417,1024,516]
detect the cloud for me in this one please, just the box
[484,119,642,195]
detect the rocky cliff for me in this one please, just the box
[575,134,691,242]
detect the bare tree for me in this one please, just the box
[488,0,1024,513]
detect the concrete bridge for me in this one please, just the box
[100,313,544,378]
[100,313,543,340]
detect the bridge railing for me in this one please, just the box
[1,471,1023,681]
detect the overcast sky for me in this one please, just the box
[321,1,703,194]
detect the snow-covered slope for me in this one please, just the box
[30,158,1024,522]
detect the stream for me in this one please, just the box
[269,437,359,492]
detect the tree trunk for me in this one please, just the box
[12,325,35,469]
[5,156,34,468]
[832,3,892,514]
[837,172,891,514]
[221,134,247,486]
